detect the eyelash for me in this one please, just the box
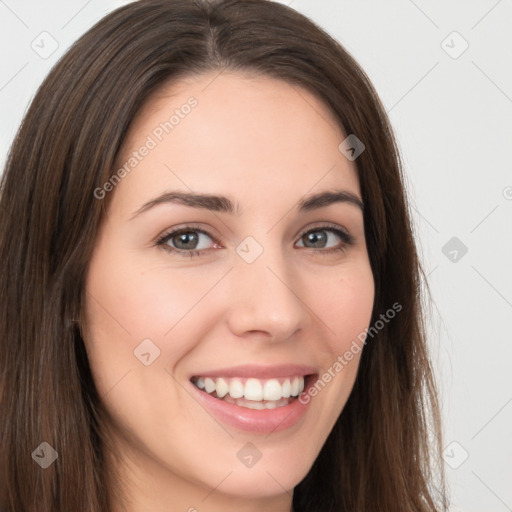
[155,223,355,258]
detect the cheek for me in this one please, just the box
[85,260,190,341]
[305,262,374,421]
[320,262,375,352]
[82,243,229,392]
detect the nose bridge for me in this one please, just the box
[226,235,309,339]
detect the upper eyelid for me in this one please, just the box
[156,223,214,238]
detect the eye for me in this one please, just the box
[156,223,354,258]
[295,224,354,254]
[156,225,218,257]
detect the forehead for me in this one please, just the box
[111,71,360,214]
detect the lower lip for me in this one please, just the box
[190,376,316,434]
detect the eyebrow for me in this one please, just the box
[130,188,364,219]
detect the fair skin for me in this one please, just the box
[83,71,375,512]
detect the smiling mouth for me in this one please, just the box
[191,375,313,410]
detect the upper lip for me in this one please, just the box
[190,364,318,380]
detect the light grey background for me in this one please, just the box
[1,1,511,511]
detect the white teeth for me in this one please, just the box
[204,377,216,394]
[263,379,283,401]
[242,400,265,410]
[223,395,291,409]
[215,377,229,398]
[193,375,307,402]
[281,379,291,398]
[290,377,300,396]
[244,378,263,401]
[229,378,244,399]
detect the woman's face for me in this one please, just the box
[83,71,374,511]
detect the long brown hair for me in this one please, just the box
[0,1,447,510]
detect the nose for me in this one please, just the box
[225,243,311,342]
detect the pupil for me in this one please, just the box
[176,232,198,249]
[306,231,326,248]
